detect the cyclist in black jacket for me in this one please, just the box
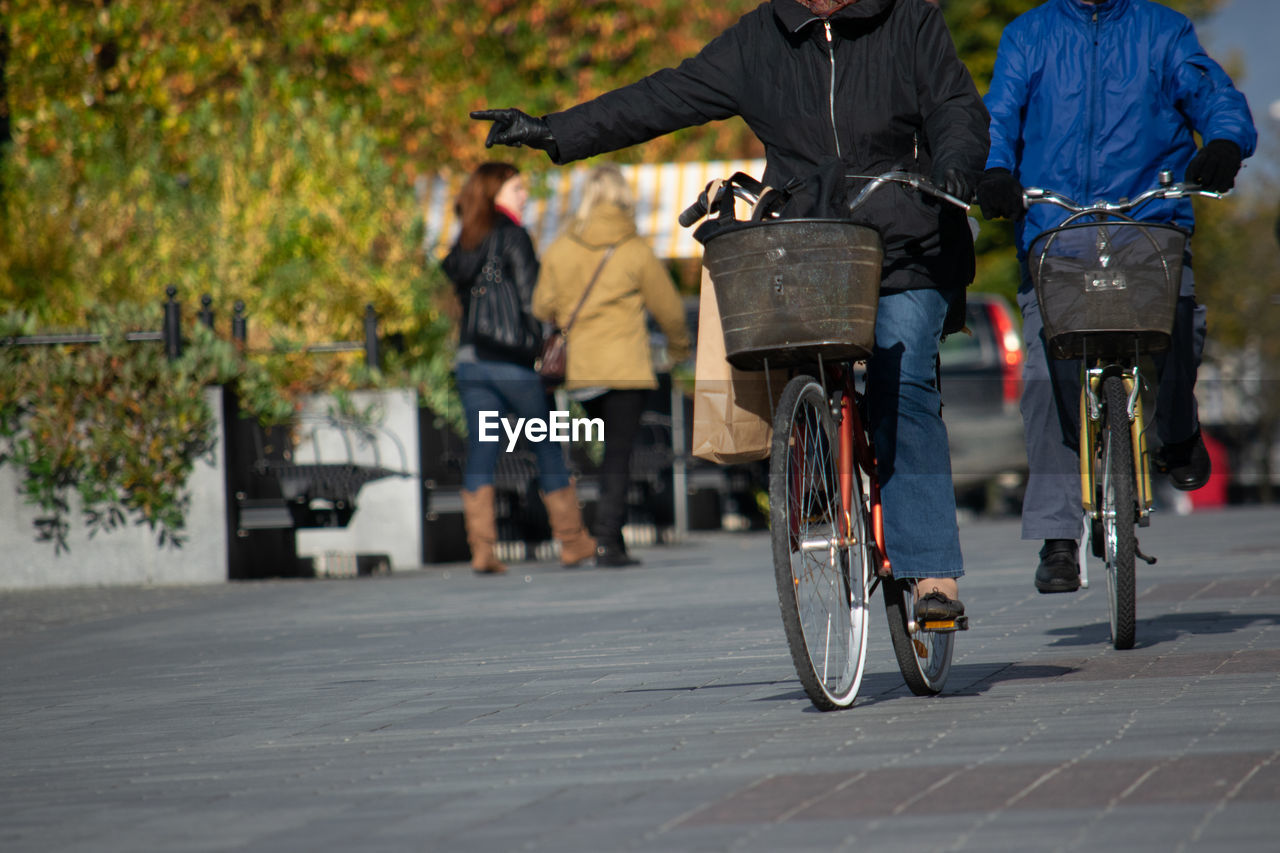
[475,0,989,619]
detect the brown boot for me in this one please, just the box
[460,486,507,574]
[542,484,597,567]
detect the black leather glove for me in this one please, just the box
[976,168,1025,220]
[932,166,976,204]
[1185,139,1243,193]
[470,108,558,157]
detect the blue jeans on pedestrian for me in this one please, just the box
[866,288,965,580]
[455,359,572,493]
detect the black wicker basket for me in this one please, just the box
[702,219,883,370]
[1028,219,1187,359]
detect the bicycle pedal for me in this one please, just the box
[920,616,968,633]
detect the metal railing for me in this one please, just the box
[2,287,382,369]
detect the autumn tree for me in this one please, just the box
[0,0,1240,352]
[1188,181,1280,499]
[0,9,10,199]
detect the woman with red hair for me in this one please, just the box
[442,162,596,573]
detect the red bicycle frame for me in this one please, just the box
[833,367,892,578]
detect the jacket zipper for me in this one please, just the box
[824,21,842,158]
[1085,9,1098,201]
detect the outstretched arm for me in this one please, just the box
[472,19,748,165]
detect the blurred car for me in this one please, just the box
[939,292,1028,514]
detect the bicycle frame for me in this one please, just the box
[827,364,892,580]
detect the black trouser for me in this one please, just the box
[582,390,647,548]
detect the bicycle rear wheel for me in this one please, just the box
[1100,375,1137,650]
[770,375,870,710]
[883,577,955,695]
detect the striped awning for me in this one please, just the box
[420,158,767,262]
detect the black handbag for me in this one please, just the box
[465,231,543,364]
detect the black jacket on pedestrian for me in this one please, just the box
[544,0,989,292]
[442,213,543,366]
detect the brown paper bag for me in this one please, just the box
[691,267,786,464]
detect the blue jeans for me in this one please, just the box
[866,288,964,580]
[1016,261,1204,540]
[455,360,572,493]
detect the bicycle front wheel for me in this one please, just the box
[770,375,871,710]
[883,577,955,695]
[1100,375,1137,650]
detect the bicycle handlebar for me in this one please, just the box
[678,181,761,228]
[844,171,971,215]
[1022,180,1224,215]
[679,170,969,228]
[677,200,708,229]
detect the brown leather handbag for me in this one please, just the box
[537,244,615,387]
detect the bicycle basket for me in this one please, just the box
[1028,219,1187,359]
[703,219,883,370]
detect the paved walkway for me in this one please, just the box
[3,506,1279,852]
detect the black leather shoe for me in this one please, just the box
[1035,539,1080,594]
[596,542,640,568]
[914,590,965,621]
[1154,430,1211,491]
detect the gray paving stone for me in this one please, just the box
[2,507,1280,851]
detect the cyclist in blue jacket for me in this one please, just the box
[976,0,1256,593]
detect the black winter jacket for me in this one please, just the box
[442,213,543,366]
[545,0,990,291]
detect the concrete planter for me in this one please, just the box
[0,387,229,590]
[0,387,425,590]
[292,389,422,574]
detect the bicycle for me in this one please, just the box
[1022,173,1223,649]
[682,171,970,710]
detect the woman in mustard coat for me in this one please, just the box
[534,165,691,566]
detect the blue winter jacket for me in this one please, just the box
[984,0,1257,258]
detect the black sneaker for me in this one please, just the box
[596,542,640,568]
[1035,539,1080,594]
[1153,430,1211,491]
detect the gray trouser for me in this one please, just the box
[1016,262,1206,541]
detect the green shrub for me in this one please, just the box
[0,306,292,551]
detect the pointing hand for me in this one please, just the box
[470,108,558,157]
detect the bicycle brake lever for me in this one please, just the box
[935,190,971,211]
